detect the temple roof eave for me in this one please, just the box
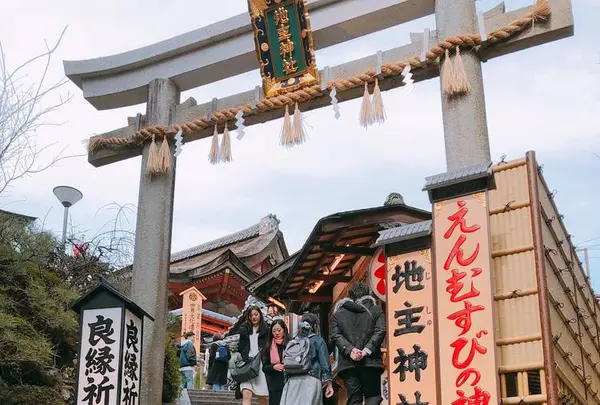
[169,307,236,325]
[170,214,280,263]
[171,248,256,281]
[246,251,299,295]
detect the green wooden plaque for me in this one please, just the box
[248,0,320,97]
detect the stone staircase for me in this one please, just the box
[187,390,259,405]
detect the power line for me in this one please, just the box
[578,236,600,245]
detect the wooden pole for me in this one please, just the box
[435,0,491,171]
[130,78,180,405]
[527,151,559,405]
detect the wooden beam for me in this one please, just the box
[64,0,436,110]
[297,295,333,303]
[321,211,429,233]
[320,244,376,256]
[310,274,353,283]
[219,269,230,295]
[87,0,573,167]
[298,230,345,295]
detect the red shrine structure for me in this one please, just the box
[166,214,289,336]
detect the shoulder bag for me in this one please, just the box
[231,353,261,383]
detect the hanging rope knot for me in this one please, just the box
[509,289,522,298]
[503,201,516,213]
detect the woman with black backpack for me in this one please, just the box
[280,313,334,405]
[207,333,230,391]
[261,319,290,405]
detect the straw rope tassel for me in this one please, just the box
[158,134,172,173]
[280,105,294,148]
[208,124,220,164]
[359,82,372,129]
[441,49,456,97]
[146,135,160,175]
[451,46,471,95]
[220,125,232,162]
[292,103,307,146]
[371,78,386,124]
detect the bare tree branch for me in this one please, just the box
[0,26,80,196]
[45,202,137,293]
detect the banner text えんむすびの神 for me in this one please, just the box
[433,193,499,405]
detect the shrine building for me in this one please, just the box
[249,152,600,405]
[167,214,289,337]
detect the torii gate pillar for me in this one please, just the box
[130,78,179,405]
[436,0,492,171]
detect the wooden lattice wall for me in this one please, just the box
[536,160,600,405]
[490,153,600,405]
[490,159,547,405]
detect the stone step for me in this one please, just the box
[187,390,258,405]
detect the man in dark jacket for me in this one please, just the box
[330,282,386,405]
[179,331,197,390]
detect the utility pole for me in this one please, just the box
[577,247,591,277]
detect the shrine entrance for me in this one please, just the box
[64,1,574,404]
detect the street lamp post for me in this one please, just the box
[53,186,83,244]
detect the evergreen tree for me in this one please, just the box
[0,214,79,404]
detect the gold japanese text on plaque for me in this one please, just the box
[247,0,320,97]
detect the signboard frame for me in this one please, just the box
[248,0,320,97]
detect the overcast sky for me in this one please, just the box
[1,1,599,287]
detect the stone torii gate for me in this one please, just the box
[64,0,573,403]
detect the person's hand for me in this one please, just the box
[325,382,334,398]
[350,348,363,361]
[274,364,285,372]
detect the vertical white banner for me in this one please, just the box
[120,310,142,405]
[77,307,123,405]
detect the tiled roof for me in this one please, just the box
[171,224,259,262]
[169,307,236,324]
[423,161,493,191]
[171,214,279,262]
[169,230,279,279]
[375,220,432,246]
[0,209,37,223]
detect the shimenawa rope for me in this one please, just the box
[89,0,551,154]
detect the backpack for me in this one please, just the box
[282,334,314,375]
[215,344,228,363]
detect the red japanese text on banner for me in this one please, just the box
[433,192,499,405]
[386,249,438,405]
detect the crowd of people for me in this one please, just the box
[178,282,386,405]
